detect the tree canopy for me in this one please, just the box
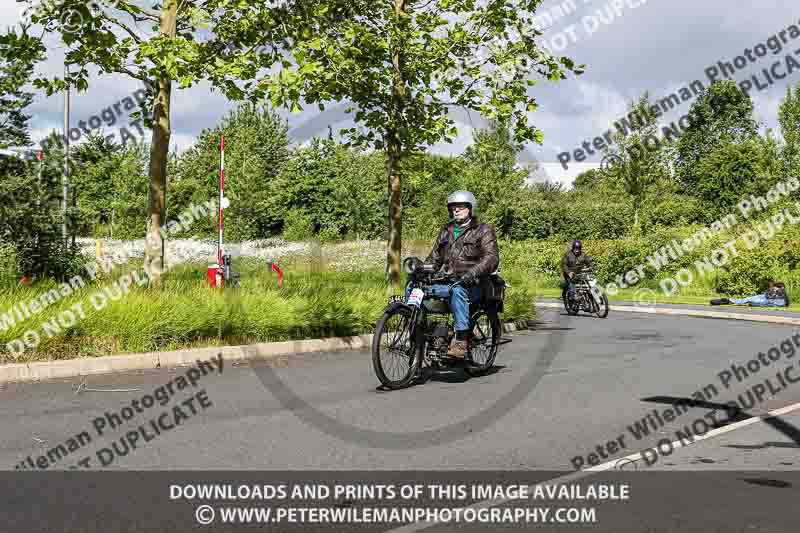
[675,80,759,195]
[0,25,46,149]
[258,0,583,283]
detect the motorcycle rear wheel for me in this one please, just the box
[372,305,421,389]
[464,307,501,377]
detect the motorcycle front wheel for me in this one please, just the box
[372,305,421,389]
[566,293,580,315]
[593,293,609,318]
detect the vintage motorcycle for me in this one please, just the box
[371,257,511,390]
[562,265,609,318]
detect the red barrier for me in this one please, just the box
[207,264,223,288]
[271,262,284,288]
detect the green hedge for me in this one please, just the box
[502,201,800,302]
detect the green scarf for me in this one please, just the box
[452,219,471,240]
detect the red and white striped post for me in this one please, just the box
[208,135,226,288]
[219,135,225,268]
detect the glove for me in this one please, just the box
[568,272,575,279]
[461,271,478,286]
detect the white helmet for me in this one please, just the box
[447,190,477,216]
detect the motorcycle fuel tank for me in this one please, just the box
[423,298,450,314]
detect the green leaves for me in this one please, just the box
[779,82,800,176]
[599,93,671,230]
[254,1,580,154]
[0,26,45,148]
[676,80,760,204]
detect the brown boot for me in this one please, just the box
[447,339,468,359]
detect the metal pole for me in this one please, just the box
[219,135,224,266]
[63,64,70,247]
[36,150,42,255]
[162,158,167,270]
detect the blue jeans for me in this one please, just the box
[565,278,576,298]
[733,294,786,307]
[405,283,482,331]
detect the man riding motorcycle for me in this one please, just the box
[423,191,499,360]
[562,240,592,300]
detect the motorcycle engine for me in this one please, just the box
[431,336,449,355]
[430,324,452,357]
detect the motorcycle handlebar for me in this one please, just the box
[412,269,462,285]
[430,274,461,284]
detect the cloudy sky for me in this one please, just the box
[3,0,799,186]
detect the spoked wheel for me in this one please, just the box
[566,293,580,315]
[464,308,500,377]
[593,293,609,318]
[372,305,421,389]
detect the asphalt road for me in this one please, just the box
[3,306,800,473]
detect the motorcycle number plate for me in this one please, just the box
[406,288,425,307]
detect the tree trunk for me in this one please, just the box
[386,131,402,286]
[143,0,178,288]
[386,0,407,287]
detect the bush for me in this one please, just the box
[713,216,800,296]
[713,249,777,296]
[601,238,651,284]
[506,195,633,241]
[642,195,706,228]
[0,239,18,287]
[283,210,316,241]
[0,156,90,281]
[499,239,564,277]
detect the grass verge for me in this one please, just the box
[0,258,537,364]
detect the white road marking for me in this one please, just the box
[585,400,800,471]
[536,302,800,326]
[384,401,800,533]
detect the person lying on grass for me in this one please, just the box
[710,281,790,307]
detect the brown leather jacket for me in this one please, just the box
[425,218,500,277]
[561,250,592,280]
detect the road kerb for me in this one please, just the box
[0,323,523,385]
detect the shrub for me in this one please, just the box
[506,196,633,241]
[643,195,706,228]
[713,249,777,296]
[0,157,90,281]
[283,210,316,242]
[0,239,18,287]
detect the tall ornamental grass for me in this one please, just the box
[0,258,537,363]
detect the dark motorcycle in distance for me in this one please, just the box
[562,265,609,318]
[372,257,511,390]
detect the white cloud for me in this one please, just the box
[4,0,800,175]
